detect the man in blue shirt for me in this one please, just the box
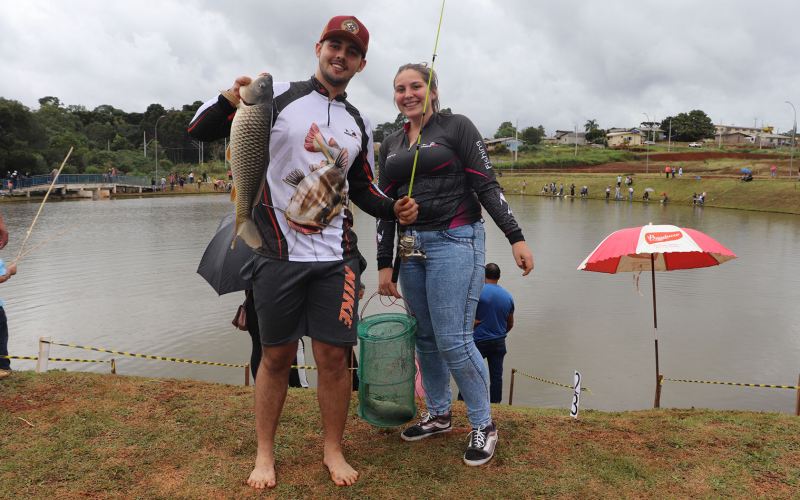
[472,263,514,404]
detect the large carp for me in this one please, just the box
[219,73,273,249]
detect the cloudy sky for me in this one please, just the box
[2,0,799,138]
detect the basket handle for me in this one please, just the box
[359,291,416,320]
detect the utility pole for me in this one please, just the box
[786,101,796,179]
[514,119,518,163]
[718,118,722,149]
[574,125,578,157]
[143,132,146,157]
[667,119,672,152]
[642,113,650,174]
[155,115,166,181]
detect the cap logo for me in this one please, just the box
[341,19,359,34]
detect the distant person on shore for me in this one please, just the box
[692,192,697,204]
[605,186,610,199]
[628,186,634,199]
[678,167,683,178]
[0,234,18,379]
[698,192,705,204]
[179,176,185,189]
[665,166,670,179]
[617,175,621,187]
[643,190,649,201]
[661,191,669,203]
[559,183,564,196]
[614,185,622,199]
[170,174,175,191]
[228,169,232,181]
[581,186,588,197]
[570,183,575,196]
[540,185,547,194]
[151,177,156,191]
[161,177,166,191]
[671,168,675,178]
[522,180,527,194]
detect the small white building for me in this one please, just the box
[554,130,586,145]
[606,130,645,147]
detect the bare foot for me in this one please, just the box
[323,451,359,486]
[247,452,276,489]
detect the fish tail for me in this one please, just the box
[230,183,236,202]
[219,90,241,108]
[236,219,263,249]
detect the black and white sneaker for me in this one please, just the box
[401,412,452,442]
[463,423,498,466]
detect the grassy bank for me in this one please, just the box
[498,173,800,214]
[2,371,799,499]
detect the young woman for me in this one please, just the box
[376,63,533,467]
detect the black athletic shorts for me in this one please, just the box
[249,255,361,347]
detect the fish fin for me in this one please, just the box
[230,183,236,202]
[252,163,267,208]
[219,90,240,108]
[328,137,339,149]
[236,219,263,249]
[334,148,349,168]
[283,169,305,187]
[309,163,323,172]
[304,124,322,152]
[226,145,231,162]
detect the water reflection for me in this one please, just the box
[3,194,800,413]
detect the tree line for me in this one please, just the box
[0,96,220,177]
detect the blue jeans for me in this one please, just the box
[399,222,491,428]
[0,307,9,370]
[475,339,507,404]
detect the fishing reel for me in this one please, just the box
[398,233,426,263]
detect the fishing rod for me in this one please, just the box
[391,0,446,284]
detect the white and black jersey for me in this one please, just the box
[189,76,395,262]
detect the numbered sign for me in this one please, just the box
[570,371,582,419]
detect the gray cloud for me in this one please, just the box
[1,0,798,138]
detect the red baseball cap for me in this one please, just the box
[319,15,369,57]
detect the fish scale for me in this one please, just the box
[220,73,274,249]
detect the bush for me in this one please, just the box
[493,143,508,154]
[85,166,101,174]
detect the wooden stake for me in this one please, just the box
[111,358,116,375]
[13,147,73,265]
[509,368,516,406]
[654,373,663,408]
[245,363,250,387]
[795,373,799,417]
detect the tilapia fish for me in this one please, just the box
[282,124,349,234]
[219,73,273,249]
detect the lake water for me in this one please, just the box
[3,194,799,413]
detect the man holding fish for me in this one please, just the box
[189,15,417,489]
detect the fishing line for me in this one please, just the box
[407,0,446,199]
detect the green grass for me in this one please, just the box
[2,371,800,499]
[499,172,800,214]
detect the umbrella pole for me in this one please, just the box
[652,253,662,408]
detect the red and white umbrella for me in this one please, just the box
[578,223,737,407]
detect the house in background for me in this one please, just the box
[714,124,764,136]
[483,137,525,152]
[554,130,586,145]
[606,130,645,147]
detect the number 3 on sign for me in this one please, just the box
[570,371,581,419]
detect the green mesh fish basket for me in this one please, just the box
[357,312,418,427]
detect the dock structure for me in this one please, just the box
[2,174,153,199]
